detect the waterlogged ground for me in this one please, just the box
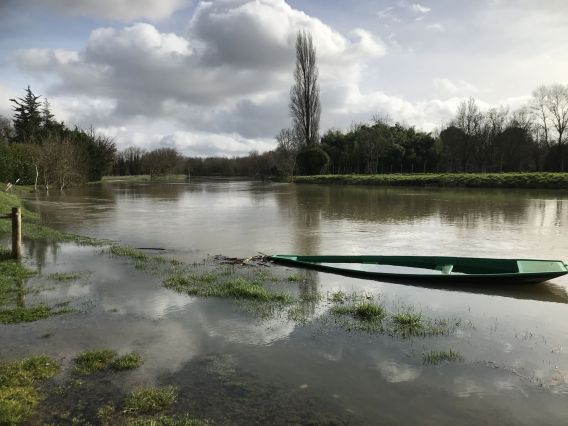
[1,181,568,424]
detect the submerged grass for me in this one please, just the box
[124,386,177,415]
[46,272,82,282]
[164,273,292,303]
[0,304,76,324]
[330,295,460,338]
[111,353,143,371]
[0,355,59,424]
[74,350,118,375]
[423,349,463,365]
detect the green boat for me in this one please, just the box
[270,255,568,284]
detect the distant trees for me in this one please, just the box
[289,30,321,149]
[321,122,436,174]
[1,86,116,188]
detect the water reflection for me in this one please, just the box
[6,180,568,423]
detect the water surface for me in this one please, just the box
[2,180,568,424]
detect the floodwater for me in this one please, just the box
[3,180,568,424]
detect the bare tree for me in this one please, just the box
[276,127,301,176]
[531,85,551,149]
[289,30,321,148]
[545,84,568,171]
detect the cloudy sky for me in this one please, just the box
[1,0,567,156]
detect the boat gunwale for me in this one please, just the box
[270,255,568,283]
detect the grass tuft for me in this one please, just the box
[422,349,463,365]
[111,353,143,371]
[287,273,303,282]
[124,386,177,415]
[164,274,292,303]
[74,349,118,375]
[391,311,424,336]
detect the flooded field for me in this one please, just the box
[2,180,568,424]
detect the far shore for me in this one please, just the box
[293,172,568,189]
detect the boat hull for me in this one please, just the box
[270,255,568,284]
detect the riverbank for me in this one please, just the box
[293,172,568,189]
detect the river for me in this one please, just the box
[3,180,568,424]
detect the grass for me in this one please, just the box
[108,244,180,272]
[294,172,568,189]
[287,273,304,282]
[423,349,463,365]
[97,403,115,424]
[329,295,460,338]
[0,259,36,305]
[0,304,76,324]
[46,272,82,282]
[127,415,206,426]
[124,386,177,415]
[74,350,118,375]
[111,353,144,371]
[164,274,292,303]
[0,355,59,424]
[391,311,424,337]
[331,301,386,322]
[0,255,79,324]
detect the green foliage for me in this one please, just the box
[0,355,59,424]
[422,349,463,365]
[293,172,568,189]
[0,143,36,184]
[74,350,118,375]
[295,147,330,175]
[111,353,143,371]
[124,386,177,415]
[10,86,42,144]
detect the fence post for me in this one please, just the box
[12,207,21,260]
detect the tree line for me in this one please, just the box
[0,86,116,189]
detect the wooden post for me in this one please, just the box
[12,207,21,260]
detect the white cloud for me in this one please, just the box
[0,84,17,117]
[14,0,392,155]
[433,78,479,96]
[16,48,79,71]
[36,0,187,21]
[426,23,445,32]
[158,131,275,157]
[410,3,431,14]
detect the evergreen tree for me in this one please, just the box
[10,86,42,143]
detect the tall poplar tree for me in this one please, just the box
[289,30,321,147]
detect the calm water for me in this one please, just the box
[3,180,568,424]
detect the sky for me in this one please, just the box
[0,0,567,156]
